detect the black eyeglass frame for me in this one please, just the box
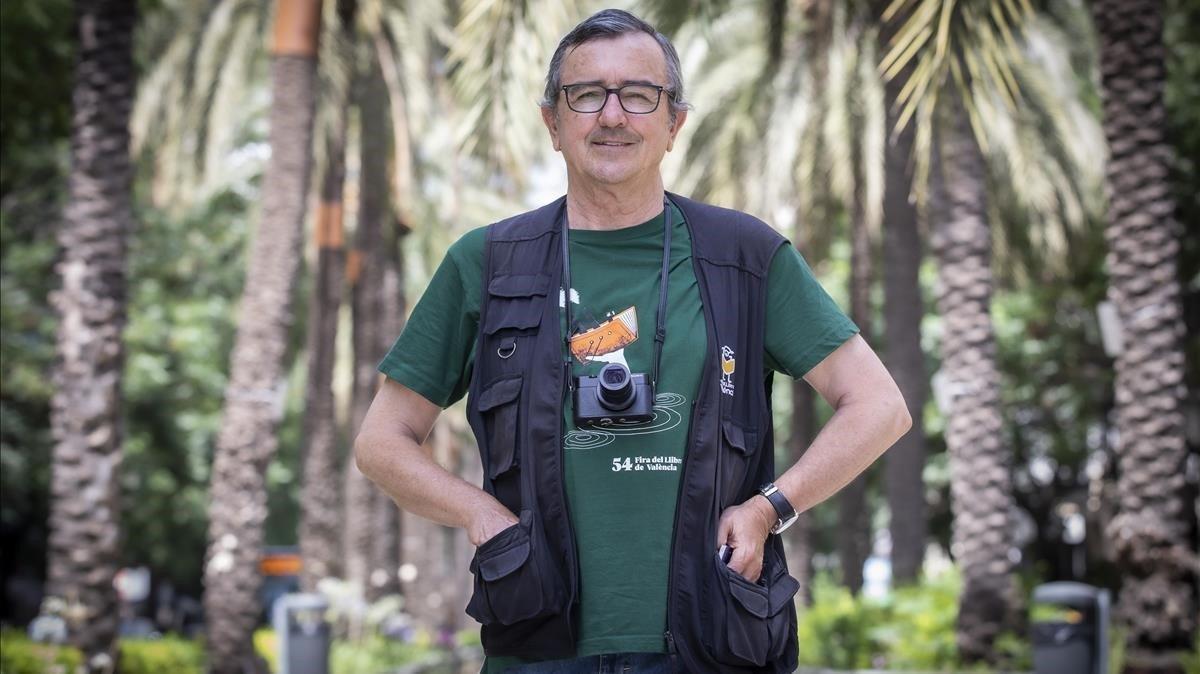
[560,83,673,114]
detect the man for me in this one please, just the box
[355,9,911,673]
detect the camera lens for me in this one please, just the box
[597,363,635,411]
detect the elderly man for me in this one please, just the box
[355,8,910,673]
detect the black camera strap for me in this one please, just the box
[560,197,673,392]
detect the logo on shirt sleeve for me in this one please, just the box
[720,345,736,396]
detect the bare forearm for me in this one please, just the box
[355,428,516,545]
[771,392,910,517]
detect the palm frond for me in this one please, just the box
[446,0,594,194]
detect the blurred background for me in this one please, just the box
[1,0,1197,672]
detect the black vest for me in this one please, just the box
[464,193,798,673]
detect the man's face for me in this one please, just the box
[541,32,687,192]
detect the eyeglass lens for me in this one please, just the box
[564,84,663,114]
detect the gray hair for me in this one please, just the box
[540,9,690,121]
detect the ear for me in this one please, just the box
[541,105,562,152]
[666,109,687,152]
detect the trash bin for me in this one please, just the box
[272,593,330,674]
[1031,582,1110,674]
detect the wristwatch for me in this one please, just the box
[757,482,798,534]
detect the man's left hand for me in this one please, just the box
[716,495,777,583]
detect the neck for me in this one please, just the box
[565,177,666,231]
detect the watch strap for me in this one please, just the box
[758,483,798,534]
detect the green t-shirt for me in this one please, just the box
[378,205,857,672]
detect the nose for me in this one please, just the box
[597,90,627,126]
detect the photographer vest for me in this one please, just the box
[464,192,800,673]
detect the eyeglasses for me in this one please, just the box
[561,83,670,114]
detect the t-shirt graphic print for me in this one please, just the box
[562,289,688,459]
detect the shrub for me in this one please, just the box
[797,569,1033,671]
[330,633,434,674]
[119,636,204,674]
[796,575,882,669]
[0,629,83,674]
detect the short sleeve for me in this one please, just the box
[763,244,859,378]
[377,227,487,407]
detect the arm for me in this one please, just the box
[354,377,519,546]
[718,334,912,581]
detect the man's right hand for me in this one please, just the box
[468,508,520,547]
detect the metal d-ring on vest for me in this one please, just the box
[559,197,673,393]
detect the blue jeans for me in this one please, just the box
[498,652,672,673]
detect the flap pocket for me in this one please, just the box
[723,565,770,618]
[484,275,550,335]
[478,376,522,411]
[488,273,550,298]
[767,573,801,616]
[721,420,758,456]
[478,538,531,581]
[483,299,543,335]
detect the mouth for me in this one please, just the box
[591,139,636,148]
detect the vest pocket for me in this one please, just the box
[720,420,759,503]
[478,375,522,478]
[707,548,800,668]
[465,509,566,626]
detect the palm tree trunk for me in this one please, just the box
[203,1,320,671]
[1091,1,1198,669]
[931,98,1019,665]
[46,1,135,669]
[879,5,928,586]
[788,378,817,606]
[838,151,873,595]
[358,52,406,602]
[344,50,405,600]
[297,112,349,593]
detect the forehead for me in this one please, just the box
[560,32,669,85]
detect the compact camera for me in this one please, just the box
[574,362,655,425]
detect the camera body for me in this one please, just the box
[574,362,655,425]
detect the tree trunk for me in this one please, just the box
[203,1,320,671]
[343,50,406,601]
[1092,1,1198,669]
[297,105,349,593]
[360,52,406,602]
[838,150,873,595]
[879,6,928,586]
[931,98,1019,665]
[788,379,817,607]
[46,1,136,670]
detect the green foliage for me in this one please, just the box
[120,190,250,593]
[0,631,206,674]
[0,630,82,674]
[797,570,1033,670]
[0,0,73,196]
[797,575,882,669]
[330,634,436,674]
[119,637,205,674]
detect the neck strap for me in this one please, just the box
[560,198,674,391]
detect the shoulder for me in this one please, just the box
[668,192,787,275]
[489,196,567,242]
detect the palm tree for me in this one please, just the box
[202,0,321,670]
[1091,1,1197,669]
[344,47,407,601]
[298,0,356,592]
[877,0,929,587]
[881,0,1110,660]
[45,0,136,670]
